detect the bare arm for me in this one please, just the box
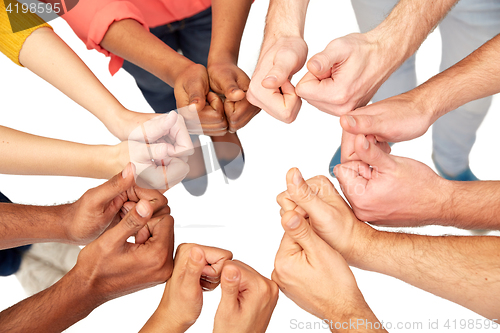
[0,125,121,179]
[0,268,100,332]
[19,27,154,140]
[359,230,500,320]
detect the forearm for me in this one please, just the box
[208,0,252,65]
[19,27,128,133]
[263,0,310,42]
[101,19,193,87]
[357,229,500,319]
[0,203,70,249]
[325,299,387,333]
[0,268,101,332]
[367,0,458,74]
[0,126,121,179]
[413,34,500,120]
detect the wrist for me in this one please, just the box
[344,221,377,270]
[364,28,406,80]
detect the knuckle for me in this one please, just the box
[124,214,144,231]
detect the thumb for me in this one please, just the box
[286,168,329,216]
[219,263,241,309]
[215,72,245,102]
[281,210,320,254]
[354,134,396,171]
[181,247,207,287]
[340,113,385,137]
[95,163,136,204]
[307,45,347,79]
[262,49,302,89]
[105,199,153,245]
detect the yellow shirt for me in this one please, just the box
[0,0,52,66]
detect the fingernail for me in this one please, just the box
[287,215,301,229]
[225,268,239,281]
[293,169,302,186]
[190,248,203,262]
[363,136,370,150]
[310,60,322,72]
[190,99,199,105]
[136,200,149,218]
[264,75,277,83]
[122,163,131,178]
[347,116,356,127]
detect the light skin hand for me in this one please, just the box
[140,244,233,333]
[273,211,384,332]
[213,260,279,333]
[277,168,374,268]
[74,195,174,303]
[247,37,308,123]
[334,134,453,227]
[208,62,260,133]
[296,33,395,116]
[338,91,433,162]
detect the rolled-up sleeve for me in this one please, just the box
[0,0,52,66]
[63,0,149,75]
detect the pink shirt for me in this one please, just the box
[62,0,212,75]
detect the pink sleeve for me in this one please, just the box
[63,1,149,75]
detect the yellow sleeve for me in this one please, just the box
[0,0,52,66]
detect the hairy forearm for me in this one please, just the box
[208,0,252,64]
[368,0,458,73]
[414,34,500,120]
[438,180,500,229]
[101,19,193,87]
[358,229,500,319]
[0,268,100,332]
[19,27,127,133]
[264,0,310,40]
[0,126,120,179]
[0,203,70,249]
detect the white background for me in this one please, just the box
[1,0,500,332]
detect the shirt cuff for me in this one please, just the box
[87,2,149,75]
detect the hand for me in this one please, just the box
[247,36,308,123]
[174,63,228,136]
[334,134,452,226]
[338,91,434,162]
[141,244,233,333]
[208,61,260,133]
[272,211,379,328]
[125,112,193,190]
[277,168,374,266]
[63,163,168,244]
[73,195,174,303]
[213,260,278,333]
[295,33,397,116]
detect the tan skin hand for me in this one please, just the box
[208,62,261,132]
[213,260,279,333]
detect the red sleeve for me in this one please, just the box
[63,1,149,75]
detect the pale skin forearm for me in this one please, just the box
[0,268,101,332]
[19,27,129,136]
[208,0,252,64]
[140,310,188,333]
[0,126,121,179]
[101,19,193,87]
[355,228,500,320]
[413,34,500,121]
[367,0,459,75]
[263,0,309,42]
